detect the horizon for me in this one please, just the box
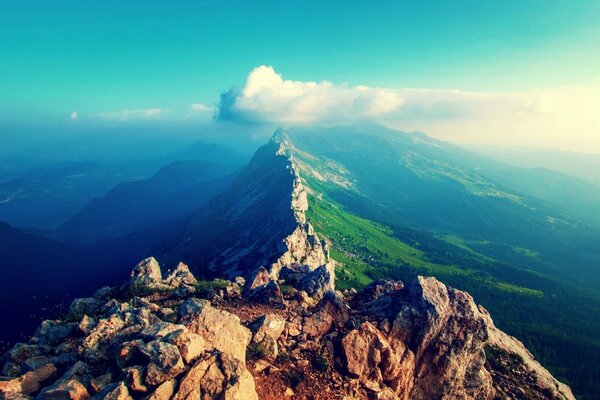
[1,1,599,152]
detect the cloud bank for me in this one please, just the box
[216,66,546,124]
[214,66,600,152]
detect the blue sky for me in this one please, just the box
[1,1,599,150]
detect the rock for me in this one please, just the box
[185,301,252,363]
[115,340,145,369]
[163,329,205,364]
[79,314,126,362]
[177,298,209,323]
[89,373,112,394]
[90,382,132,400]
[164,262,197,288]
[77,316,96,335]
[171,356,214,400]
[124,365,147,393]
[92,286,114,301]
[146,379,176,400]
[139,322,184,341]
[36,379,90,400]
[341,322,411,394]
[129,257,163,290]
[303,307,333,338]
[249,314,285,361]
[34,321,77,346]
[69,298,103,319]
[0,363,57,396]
[142,340,185,386]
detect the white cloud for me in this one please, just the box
[216,66,550,124]
[70,111,78,120]
[217,66,403,124]
[190,103,212,113]
[216,66,600,152]
[95,108,166,121]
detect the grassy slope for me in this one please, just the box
[305,189,600,400]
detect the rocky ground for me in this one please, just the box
[0,257,575,400]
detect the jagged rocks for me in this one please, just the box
[164,262,197,291]
[142,341,185,386]
[129,257,163,289]
[1,254,574,400]
[183,301,252,363]
[249,314,286,361]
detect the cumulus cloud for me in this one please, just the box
[217,66,404,124]
[216,65,574,125]
[70,111,78,120]
[95,108,166,121]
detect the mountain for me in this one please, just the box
[0,256,574,400]
[158,125,600,399]
[468,145,600,187]
[58,160,237,241]
[0,161,148,229]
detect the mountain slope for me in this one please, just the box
[164,125,599,398]
[59,160,236,241]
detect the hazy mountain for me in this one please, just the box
[467,145,600,187]
[0,161,149,229]
[59,160,237,241]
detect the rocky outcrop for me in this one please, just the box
[1,257,573,400]
[241,132,336,302]
[340,277,574,400]
[0,259,258,400]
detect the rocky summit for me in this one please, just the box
[0,256,573,400]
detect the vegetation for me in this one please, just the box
[305,189,600,400]
[194,278,230,299]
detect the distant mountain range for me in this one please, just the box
[0,124,599,398]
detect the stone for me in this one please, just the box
[302,308,333,337]
[146,379,176,400]
[185,301,252,363]
[142,340,185,386]
[89,373,112,394]
[172,356,214,400]
[164,262,197,288]
[163,329,205,364]
[0,363,57,396]
[69,298,103,319]
[79,314,126,362]
[177,298,209,323]
[129,257,163,289]
[124,365,147,393]
[91,382,132,400]
[37,378,90,400]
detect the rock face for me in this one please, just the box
[1,257,574,399]
[167,131,336,302]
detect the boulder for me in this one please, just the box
[68,298,103,319]
[164,262,197,288]
[129,257,163,290]
[163,329,205,364]
[185,302,252,363]
[0,363,57,396]
[146,379,176,400]
[249,314,286,361]
[142,340,185,386]
[123,365,147,393]
[90,382,132,400]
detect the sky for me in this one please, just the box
[1,1,599,152]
